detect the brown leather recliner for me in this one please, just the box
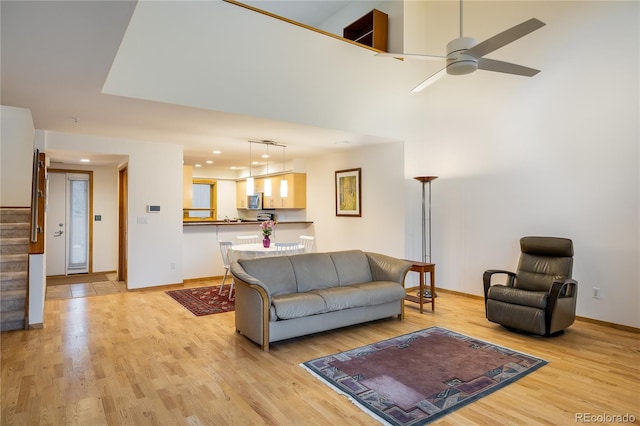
[483,236,578,336]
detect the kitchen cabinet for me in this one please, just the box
[183,166,193,208]
[236,178,266,208]
[236,180,247,208]
[263,173,306,209]
[237,173,306,209]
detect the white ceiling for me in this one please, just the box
[1,0,394,169]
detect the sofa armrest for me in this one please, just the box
[230,261,272,351]
[230,260,272,301]
[365,252,412,284]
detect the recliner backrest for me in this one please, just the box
[515,236,574,292]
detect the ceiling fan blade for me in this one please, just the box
[376,52,445,61]
[478,58,540,77]
[465,18,545,59]
[411,68,448,93]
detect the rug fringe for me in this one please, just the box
[298,363,393,426]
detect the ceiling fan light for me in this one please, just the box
[447,59,478,75]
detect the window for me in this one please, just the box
[184,179,217,220]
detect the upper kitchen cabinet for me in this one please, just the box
[236,179,247,208]
[183,166,193,208]
[343,9,388,52]
[263,173,306,209]
[237,173,306,209]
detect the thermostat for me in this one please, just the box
[146,205,160,213]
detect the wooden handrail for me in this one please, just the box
[29,151,46,254]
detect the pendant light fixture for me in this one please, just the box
[246,141,254,196]
[263,143,272,197]
[280,145,288,197]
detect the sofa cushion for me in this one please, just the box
[314,281,404,312]
[350,281,407,305]
[329,250,373,286]
[238,256,297,297]
[271,292,327,320]
[289,253,340,292]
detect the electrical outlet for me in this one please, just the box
[592,287,600,299]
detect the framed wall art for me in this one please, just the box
[335,168,361,217]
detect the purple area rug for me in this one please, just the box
[301,326,547,425]
[166,285,234,316]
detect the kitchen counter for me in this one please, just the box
[183,220,315,280]
[183,220,313,226]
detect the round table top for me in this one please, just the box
[229,243,304,261]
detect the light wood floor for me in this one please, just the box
[1,278,639,425]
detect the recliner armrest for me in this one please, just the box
[550,278,578,298]
[483,269,516,297]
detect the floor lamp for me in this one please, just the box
[414,176,438,298]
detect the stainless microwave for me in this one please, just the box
[247,193,262,210]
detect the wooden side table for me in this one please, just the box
[403,261,435,313]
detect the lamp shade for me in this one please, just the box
[264,178,272,197]
[246,177,254,196]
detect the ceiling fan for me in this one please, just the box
[377,0,545,92]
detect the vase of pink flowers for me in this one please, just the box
[260,220,275,248]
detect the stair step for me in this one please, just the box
[0,289,27,311]
[0,271,28,290]
[0,238,29,255]
[0,208,31,224]
[0,310,26,332]
[0,253,28,272]
[0,223,30,239]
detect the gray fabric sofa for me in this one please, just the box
[230,250,411,351]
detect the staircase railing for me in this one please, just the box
[29,150,45,254]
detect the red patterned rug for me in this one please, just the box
[166,285,234,316]
[301,327,547,425]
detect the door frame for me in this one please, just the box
[118,165,128,283]
[47,168,94,274]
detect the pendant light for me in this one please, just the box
[246,141,254,196]
[280,145,288,197]
[263,143,272,196]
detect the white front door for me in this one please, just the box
[46,172,90,276]
[46,173,66,276]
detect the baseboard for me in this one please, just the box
[29,323,43,329]
[575,316,640,333]
[435,287,484,300]
[183,275,222,283]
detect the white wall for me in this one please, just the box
[0,105,34,206]
[306,141,405,258]
[404,1,639,328]
[45,132,183,289]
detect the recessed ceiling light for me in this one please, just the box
[194,164,202,168]
[206,160,213,164]
[212,150,221,155]
[261,154,270,158]
[80,158,90,162]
